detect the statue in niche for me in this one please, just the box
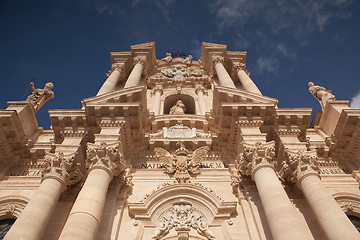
[25,82,55,112]
[169,100,186,114]
[308,82,336,109]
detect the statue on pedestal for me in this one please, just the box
[26,82,55,112]
[308,82,336,109]
[169,100,186,114]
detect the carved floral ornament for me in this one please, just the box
[161,65,204,80]
[42,152,83,186]
[86,142,126,177]
[154,142,209,183]
[152,203,215,240]
[280,149,320,185]
[236,141,276,178]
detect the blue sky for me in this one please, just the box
[0,0,360,129]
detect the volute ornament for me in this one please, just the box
[154,142,209,183]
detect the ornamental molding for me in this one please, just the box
[236,141,276,179]
[152,203,215,240]
[0,195,29,218]
[42,152,83,187]
[154,142,209,183]
[86,142,126,177]
[128,183,236,224]
[98,119,125,128]
[333,192,360,216]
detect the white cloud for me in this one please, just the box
[350,91,360,109]
[190,38,202,60]
[257,57,278,73]
[132,0,175,23]
[276,43,297,58]
[80,0,125,15]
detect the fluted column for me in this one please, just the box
[124,56,146,88]
[153,85,163,115]
[238,142,313,240]
[234,63,262,95]
[212,56,236,89]
[59,142,125,240]
[5,153,81,240]
[289,150,360,240]
[97,64,123,96]
[195,85,207,115]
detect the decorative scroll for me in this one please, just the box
[154,142,209,183]
[152,203,215,240]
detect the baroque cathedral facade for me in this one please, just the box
[1,42,360,240]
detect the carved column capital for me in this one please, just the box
[153,85,163,95]
[106,63,124,77]
[211,55,224,65]
[233,63,246,72]
[236,141,276,179]
[134,56,146,65]
[285,149,320,185]
[42,152,83,187]
[86,142,126,177]
[195,85,206,95]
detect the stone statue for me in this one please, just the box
[184,55,193,64]
[25,82,55,112]
[162,53,172,62]
[308,82,336,109]
[169,100,186,114]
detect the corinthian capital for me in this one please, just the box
[233,63,246,72]
[86,142,126,177]
[134,56,146,65]
[42,152,83,186]
[211,55,224,65]
[236,141,276,178]
[289,150,320,184]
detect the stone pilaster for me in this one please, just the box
[212,56,236,89]
[5,152,82,240]
[153,85,163,115]
[124,56,146,88]
[234,63,262,95]
[97,63,124,96]
[286,150,360,240]
[58,142,126,240]
[237,142,313,240]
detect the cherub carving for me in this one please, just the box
[154,143,209,183]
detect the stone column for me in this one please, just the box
[153,85,163,115]
[58,142,125,240]
[212,56,236,89]
[5,152,81,240]
[195,85,207,115]
[234,63,262,95]
[124,56,146,88]
[237,142,313,240]
[289,150,360,240]
[97,64,123,96]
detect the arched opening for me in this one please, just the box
[0,218,15,239]
[348,215,360,232]
[164,94,196,114]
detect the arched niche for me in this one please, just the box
[333,192,360,218]
[164,94,196,115]
[0,195,29,220]
[128,183,237,226]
